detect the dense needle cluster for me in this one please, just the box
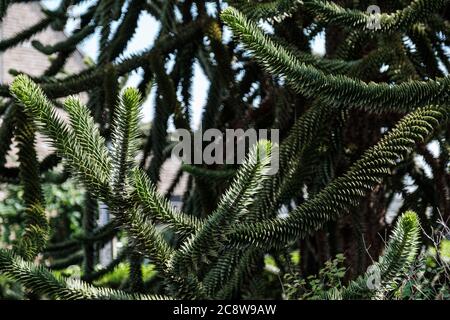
[0,0,449,300]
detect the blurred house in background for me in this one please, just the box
[0,3,188,264]
[0,3,85,83]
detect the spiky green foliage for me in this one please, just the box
[233,0,447,31]
[0,0,10,20]
[229,0,303,22]
[221,7,450,113]
[14,108,49,260]
[2,67,445,299]
[284,211,421,300]
[0,17,51,51]
[110,88,142,193]
[304,0,447,31]
[10,75,111,200]
[131,168,203,237]
[1,0,450,300]
[171,141,275,274]
[32,25,96,55]
[147,55,177,182]
[228,105,447,249]
[180,164,235,181]
[0,249,167,300]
